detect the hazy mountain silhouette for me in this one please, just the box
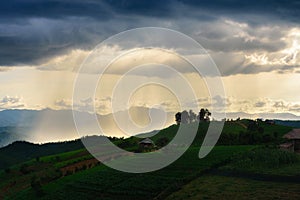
[0,107,175,147]
[215,112,300,120]
[0,109,300,147]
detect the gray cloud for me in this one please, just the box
[191,21,289,53]
[254,101,266,108]
[0,96,25,110]
[212,95,231,107]
[185,97,300,116]
[1,1,299,22]
[0,0,299,77]
[210,51,300,76]
[54,97,112,115]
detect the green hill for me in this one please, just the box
[0,140,84,170]
[9,146,254,200]
[0,119,297,199]
[0,119,292,170]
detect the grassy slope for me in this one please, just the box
[257,121,292,137]
[0,140,84,170]
[0,147,92,199]
[166,175,300,200]
[10,146,253,200]
[0,120,291,170]
[1,120,296,199]
[220,147,300,176]
[166,148,300,200]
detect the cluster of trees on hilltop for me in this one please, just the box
[175,108,211,125]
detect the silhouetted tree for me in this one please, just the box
[176,108,211,124]
[198,108,211,122]
[198,109,205,121]
[205,109,211,121]
[188,110,197,123]
[175,112,181,125]
[181,110,189,124]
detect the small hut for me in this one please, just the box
[139,138,155,148]
[281,129,300,153]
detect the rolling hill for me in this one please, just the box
[0,119,299,199]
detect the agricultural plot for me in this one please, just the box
[221,147,300,176]
[166,175,300,200]
[10,146,253,200]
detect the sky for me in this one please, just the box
[0,0,300,140]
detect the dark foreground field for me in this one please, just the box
[1,120,300,199]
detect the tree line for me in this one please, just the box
[175,108,211,125]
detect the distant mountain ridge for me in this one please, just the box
[0,109,38,127]
[215,111,300,121]
[0,109,299,127]
[0,109,300,147]
[274,120,300,128]
[0,108,175,147]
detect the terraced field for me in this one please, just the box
[9,146,253,200]
[166,175,300,200]
[1,120,299,199]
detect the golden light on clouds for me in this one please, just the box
[244,28,300,67]
[41,49,90,71]
[0,0,300,146]
[0,23,299,119]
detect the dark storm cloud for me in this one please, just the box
[0,0,299,67]
[0,0,112,20]
[177,0,300,23]
[0,18,108,65]
[1,0,299,22]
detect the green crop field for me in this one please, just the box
[1,120,299,200]
[166,175,300,200]
[10,146,253,200]
[221,147,300,176]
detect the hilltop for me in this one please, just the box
[0,119,293,169]
[1,109,299,147]
[0,119,299,199]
